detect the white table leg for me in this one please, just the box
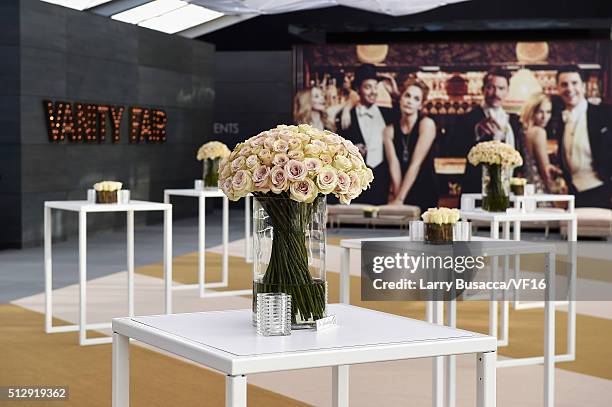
[489,255,498,340]
[226,375,247,407]
[432,300,444,407]
[44,206,53,333]
[477,351,496,407]
[512,220,521,309]
[127,210,135,317]
[340,247,350,304]
[198,195,206,297]
[112,332,129,407]
[445,300,457,407]
[500,222,510,346]
[490,219,499,239]
[79,211,87,346]
[544,252,556,407]
[222,196,229,286]
[567,218,577,359]
[245,194,252,263]
[164,207,173,314]
[332,365,349,407]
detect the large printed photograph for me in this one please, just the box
[294,41,611,210]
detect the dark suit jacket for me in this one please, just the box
[457,106,524,193]
[554,103,611,193]
[335,105,396,204]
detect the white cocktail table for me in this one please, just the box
[44,200,172,346]
[112,304,497,407]
[163,188,251,299]
[459,208,577,364]
[339,236,558,407]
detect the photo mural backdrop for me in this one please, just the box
[294,41,611,210]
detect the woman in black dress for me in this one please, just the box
[384,78,438,211]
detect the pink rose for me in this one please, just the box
[304,157,322,173]
[285,159,307,181]
[252,165,270,187]
[273,139,289,153]
[273,153,289,167]
[270,166,288,193]
[335,171,350,193]
[316,166,338,194]
[231,156,246,172]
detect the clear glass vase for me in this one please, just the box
[482,164,510,212]
[252,194,327,329]
[202,158,220,188]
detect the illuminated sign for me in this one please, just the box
[43,100,167,143]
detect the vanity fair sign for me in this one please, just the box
[43,100,168,144]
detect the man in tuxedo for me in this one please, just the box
[551,66,611,207]
[458,68,524,193]
[338,64,395,204]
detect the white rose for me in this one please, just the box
[316,166,338,194]
[304,143,322,156]
[320,154,332,165]
[333,155,352,172]
[285,159,307,181]
[257,149,273,166]
[289,178,318,203]
[287,150,304,161]
[288,139,301,150]
[347,171,362,195]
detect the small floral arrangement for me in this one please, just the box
[93,181,122,192]
[510,177,527,186]
[218,124,373,204]
[468,140,523,168]
[421,207,460,225]
[422,207,459,244]
[196,141,231,161]
[363,206,379,218]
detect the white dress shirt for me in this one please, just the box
[477,106,515,149]
[355,104,386,168]
[563,99,603,192]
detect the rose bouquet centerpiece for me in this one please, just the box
[197,141,231,188]
[219,124,373,328]
[468,141,523,212]
[422,207,460,244]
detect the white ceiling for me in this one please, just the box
[41,0,468,37]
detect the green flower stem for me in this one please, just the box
[253,192,326,325]
[482,164,510,212]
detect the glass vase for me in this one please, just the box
[482,164,510,212]
[252,194,327,329]
[424,223,453,244]
[202,158,220,189]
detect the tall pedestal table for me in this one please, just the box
[44,200,172,346]
[112,304,496,407]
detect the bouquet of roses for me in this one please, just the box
[467,140,523,168]
[196,141,230,161]
[218,124,373,325]
[219,124,373,203]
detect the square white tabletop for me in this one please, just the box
[44,200,171,212]
[113,304,495,375]
[460,208,576,221]
[164,188,225,198]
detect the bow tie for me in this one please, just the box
[358,109,374,118]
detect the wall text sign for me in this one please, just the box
[44,100,167,143]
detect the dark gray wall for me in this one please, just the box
[0,1,21,248]
[213,51,292,151]
[1,0,215,248]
